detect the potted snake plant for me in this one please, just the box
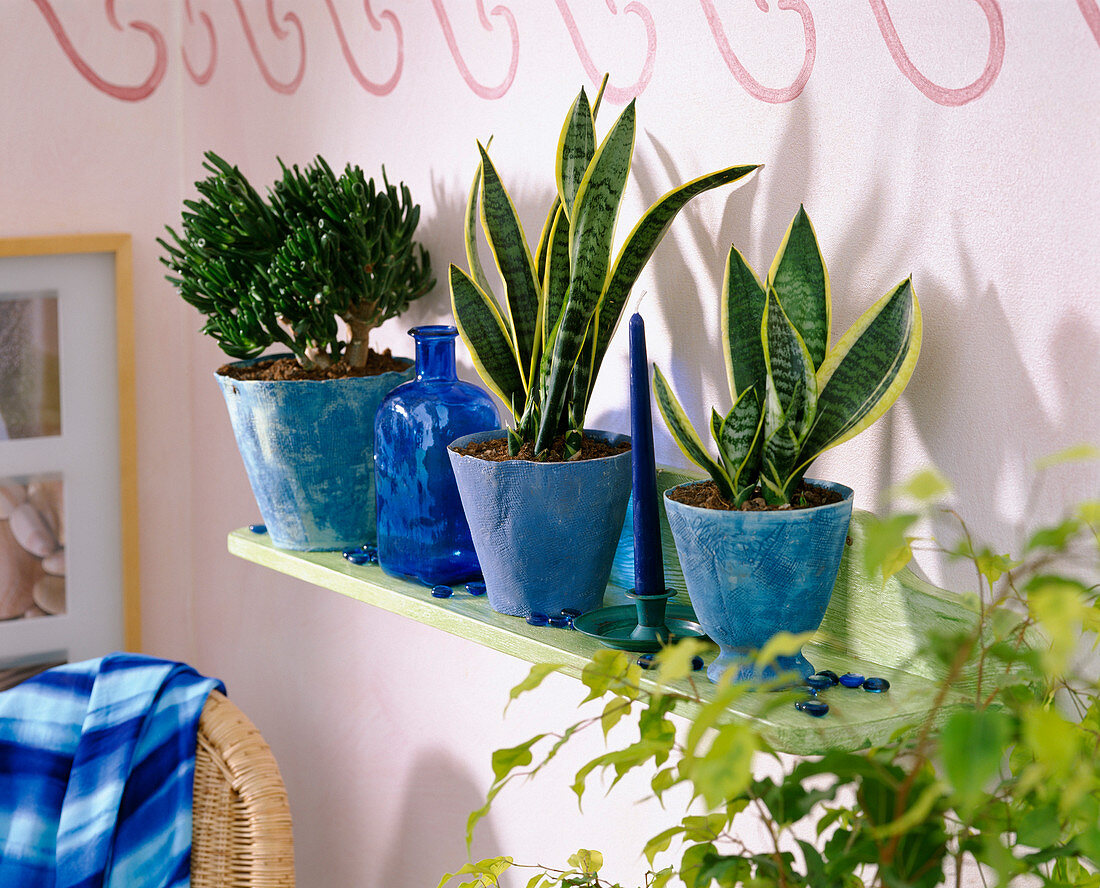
[446,77,759,619]
[653,206,921,681]
[159,152,434,550]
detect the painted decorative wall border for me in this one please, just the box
[28,1,1096,105]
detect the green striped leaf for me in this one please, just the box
[721,244,767,402]
[586,164,761,395]
[715,387,765,503]
[534,196,562,288]
[800,278,921,461]
[449,264,525,416]
[542,206,571,349]
[762,289,815,439]
[555,88,595,219]
[766,206,830,368]
[463,152,501,323]
[653,365,734,500]
[536,100,637,452]
[478,144,541,387]
[761,390,799,504]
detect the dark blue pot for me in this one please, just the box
[216,354,413,551]
[374,326,500,585]
[447,429,632,617]
[664,479,854,683]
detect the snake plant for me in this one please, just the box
[159,151,433,371]
[450,78,759,459]
[654,207,922,506]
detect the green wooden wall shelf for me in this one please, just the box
[227,468,981,755]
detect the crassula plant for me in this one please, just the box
[654,207,921,506]
[450,77,759,459]
[159,151,433,371]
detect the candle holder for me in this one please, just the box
[572,588,705,652]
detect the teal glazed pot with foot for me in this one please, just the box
[663,479,854,683]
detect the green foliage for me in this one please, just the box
[159,151,434,370]
[653,209,922,505]
[441,455,1100,888]
[451,77,759,458]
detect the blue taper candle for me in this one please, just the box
[629,312,665,596]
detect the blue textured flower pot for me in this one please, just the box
[216,354,413,551]
[447,429,632,618]
[663,479,854,683]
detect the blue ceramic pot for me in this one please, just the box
[216,354,413,551]
[374,326,500,585]
[663,479,854,683]
[447,429,632,618]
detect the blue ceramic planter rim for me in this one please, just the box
[215,352,413,384]
[448,428,631,466]
[663,477,854,519]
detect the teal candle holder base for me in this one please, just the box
[572,589,706,652]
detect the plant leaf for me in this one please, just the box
[653,364,734,500]
[801,277,921,462]
[555,87,596,219]
[721,244,768,402]
[464,155,500,317]
[477,144,541,388]
[939,708,1011,813]
[714,387,765,503]
[585,164,761,403]
[766,205,830,367]
[449,264,525,415]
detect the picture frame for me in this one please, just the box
[0,234,139,687]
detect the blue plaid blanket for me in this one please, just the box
[0,653,223,888]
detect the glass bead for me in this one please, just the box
[466,581,487,596]
[248,524,267,534]
[637,654,656,670]
[691,655,704,671]
[839,672,865,688]
[430,585,453,599]
[863,677,890,693]
[795,699,829,717]
[560,608,582,618]
[817,669,840,684]
[342,550,370,565]
[548,615,571,628]
[806,673,837,690]
[526,612,549,627]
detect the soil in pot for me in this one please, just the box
[451,432,630,463]
[218,348,408,381]
[667,479,843,512]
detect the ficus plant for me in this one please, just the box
[653,207,921,506]
[159,151,434,371]
[440,449,1100,888]
[449,77,759,459]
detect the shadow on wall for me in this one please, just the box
[378,748,503,888]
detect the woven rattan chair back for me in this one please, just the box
[191,690,295,887]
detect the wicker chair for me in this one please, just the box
[191,690,295,887]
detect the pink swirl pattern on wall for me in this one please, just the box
[701,0,816,104]
[1077,0,1100,46]
[31,0,167,102]
[556,0,656,103]
[430,0,519,99]
[325,1,403,96]
[230,0,306,94]
[182,0,217,86]
[870,0,1005,106]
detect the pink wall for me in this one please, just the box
[2,3,1097,885]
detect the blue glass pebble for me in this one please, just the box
[526,612,549,627]
[342,550,370,565]
[560,608,582,618]
[248,524,267,534]
[548,614,571,628]
[431,585,453,599]
[806,673,837,690]
[465,581,487,596]
[863,677,890,693]
[795,699,829,717]
[817,669,840,684]
[363,546,379,563]
[691,655,705,671]
[839,672,865,688]
[637,654,656,670]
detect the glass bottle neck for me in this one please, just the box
[411,326,458,382]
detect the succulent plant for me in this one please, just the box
[159,151,434,370]
[654,207,922,506]
[449,78,759,459]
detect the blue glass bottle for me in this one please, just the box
[374,326,500,585]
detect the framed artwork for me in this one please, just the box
[0,234,139,685]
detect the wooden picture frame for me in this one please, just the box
[0,234,139,685]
